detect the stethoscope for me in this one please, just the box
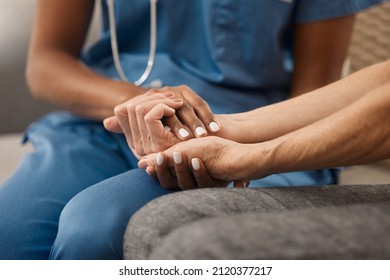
[107,0,159,87]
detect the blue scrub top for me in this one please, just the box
[82,0,382,114]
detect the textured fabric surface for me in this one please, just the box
[124,184,390,259]
[150,200,390,260]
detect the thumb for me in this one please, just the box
[103,116,123,133]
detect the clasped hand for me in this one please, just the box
[104,85,248,189]
[104,85,220,157]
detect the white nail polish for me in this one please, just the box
[173,152,182,164]
[164,126,172,132]
[191,158,200,171]
[209,122,220,132]
[195,127,206,136]
[145,169,152,176]
[156,154,164,166]
[179,128,190,138]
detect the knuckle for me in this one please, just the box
[179,101,192,111]
[154,93,167,99]
[164,116,182,129]
[154,143,166,153]
[147,89,159,95]
[143,113,153,123]
[193,96,208,107]
[180,85,196,99]
[135,104,147,115]
[174,165,186,175]
[143,146,152,155]
[162,86,174,92]
[135,146,145,157]
[126,103,136,114]
[114,104,125,116]
[178,84,190,91]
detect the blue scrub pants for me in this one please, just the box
[0,112,337,259]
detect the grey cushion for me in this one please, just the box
[124,184,390,259]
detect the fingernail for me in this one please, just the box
[179,128,190,138]
[195,127,207,136]
[209,122,220,132]
[146,169,152,175]
[164,126,172,132]
[191,158,200,171]
[156,153,164,166]
[173,152,182,164]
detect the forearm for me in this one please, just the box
[27,0,147,120]
[219,61,390,143]
[289,16,355,98]
[243,82,390,180]
[26,50,145,120]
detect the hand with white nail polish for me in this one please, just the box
[104,85,222,158]
[144,85,221,139]
[138,136,256,190]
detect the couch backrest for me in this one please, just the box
[348,2,390,72]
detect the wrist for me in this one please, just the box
[94,80,147,119]
[106,80,146,103]
[229,142,275,181]
[215,113,248,142]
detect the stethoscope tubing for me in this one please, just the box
[107,0,158,86]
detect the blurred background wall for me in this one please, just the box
[0,0,47,133]
[0,0,101,134]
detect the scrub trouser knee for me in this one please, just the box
[49,169,173,260]
[0,112,139,259]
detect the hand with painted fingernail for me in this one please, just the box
[104,85,225,159]
[138,136,256,190]
[146,85,222,139]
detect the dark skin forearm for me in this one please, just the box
[27,49,145,120]
[26,0,146,120]
[290,16,355,97]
